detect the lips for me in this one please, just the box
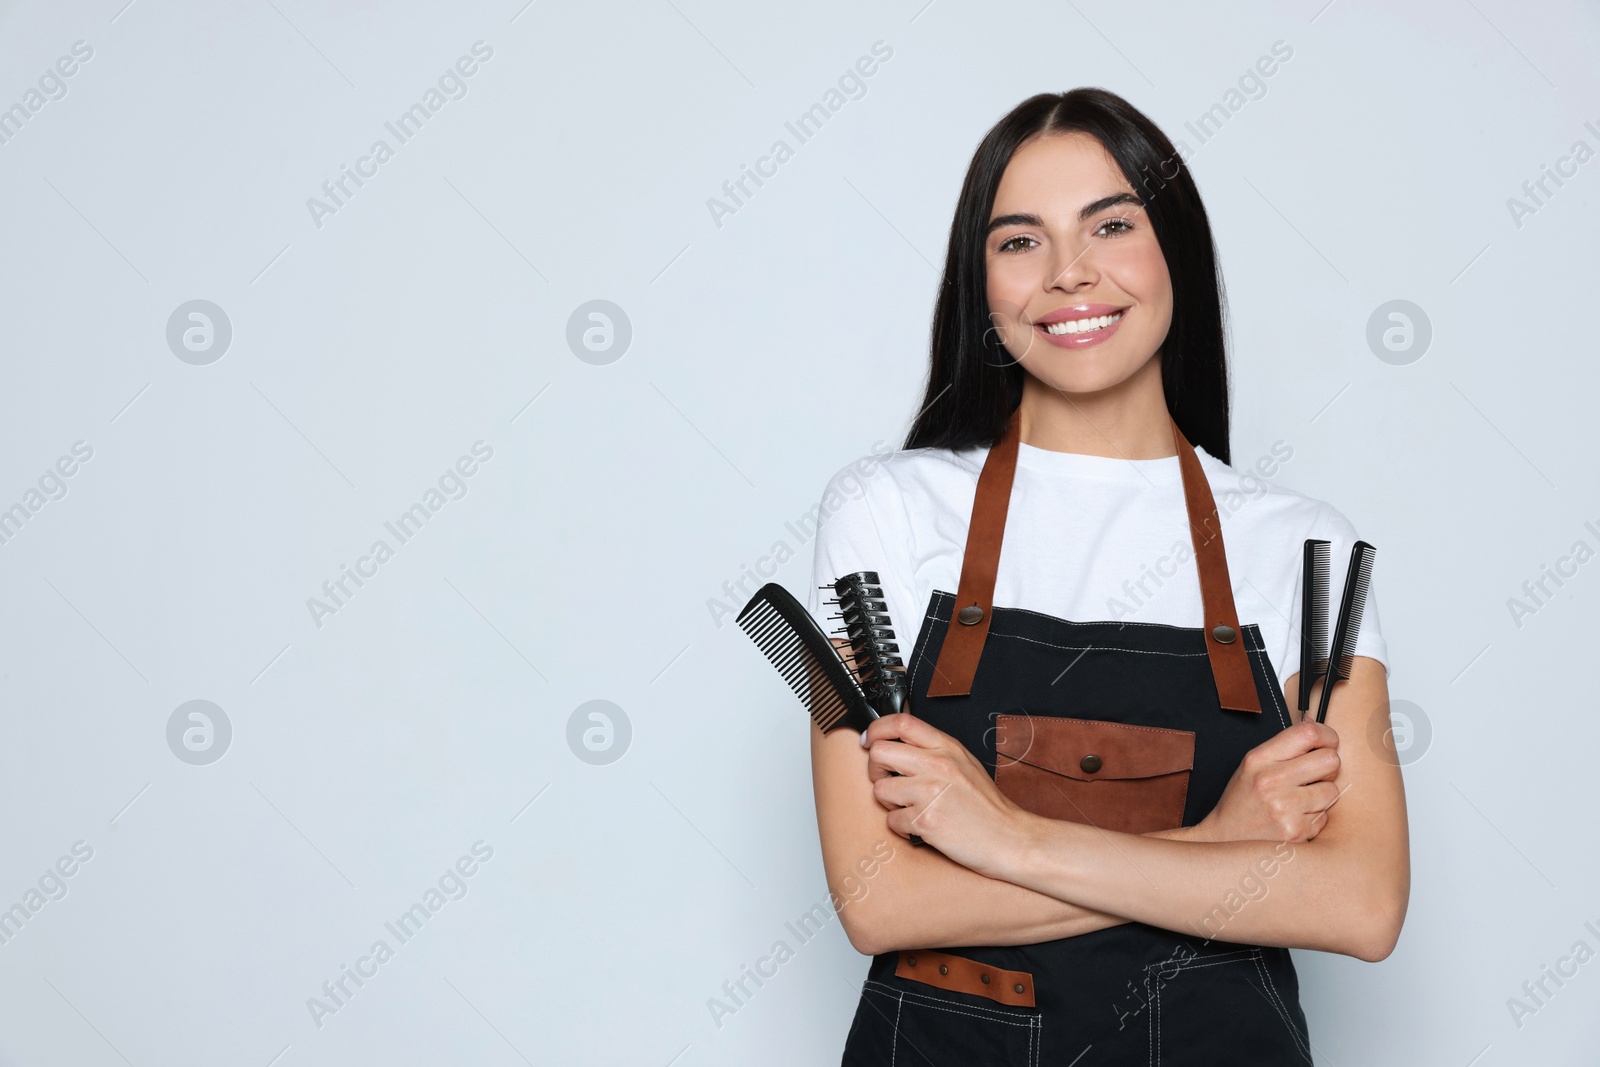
[1030,304,1127,350]
[1034,303,1129,326]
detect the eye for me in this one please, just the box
[1095,217,1135,237]
[996,234,1038,254]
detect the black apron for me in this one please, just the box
[839,408,1312,1066]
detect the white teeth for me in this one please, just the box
[1043,310,1123,335]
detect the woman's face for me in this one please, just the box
[984,131,1173,396]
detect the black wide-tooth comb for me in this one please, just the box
[1315,541,1377,725]
[735,583,876,735]
[1298,539,1331,713]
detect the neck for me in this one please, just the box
[1016,355,1175,460]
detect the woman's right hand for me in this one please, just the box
[1193,720,1343,843]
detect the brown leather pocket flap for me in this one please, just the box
[995,716,1195,782]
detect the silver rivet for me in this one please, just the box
[957,605,985,625]
[1211,624,1237,644]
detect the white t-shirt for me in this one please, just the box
[804,438,1389,701]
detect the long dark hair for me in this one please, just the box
[903,88,1234,464]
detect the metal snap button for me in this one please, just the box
[1079,753,1102,773]
[907,955,916,966]
[1014,983,1025,994]
[957,605,985,625]
[1211,624,1237,644]
[980,973,991,984]
[938,964,948,975]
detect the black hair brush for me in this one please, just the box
[827,571,909,720]
[736,571,922,845]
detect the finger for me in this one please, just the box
[1279,748,1342,787]
[865,737,924,783]
[1304,780,1342,813]
[1266,722,1341,764]
[872,772,917,811]
[862,711,941,752]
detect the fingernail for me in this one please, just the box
[859,731,870,747]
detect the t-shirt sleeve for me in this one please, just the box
[1307,502,1390,679]
[804,461,922,662]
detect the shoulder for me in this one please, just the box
[1193,444,1355,538]
[814,441,981,517]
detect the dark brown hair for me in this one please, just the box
[903,88,1234,463]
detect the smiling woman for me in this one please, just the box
[806,88,1408,1066]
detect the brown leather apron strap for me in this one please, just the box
[1173,418,1261,714]
[923,407,1021,699]
[925,407,1261,714]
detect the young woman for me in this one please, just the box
[806,89,1409,1065]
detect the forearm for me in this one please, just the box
[862,824,1203,953]
[994,814,1403,960]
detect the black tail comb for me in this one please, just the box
[1315,541,1376,724]
[735,583,876,735]
[1298,539,1331,712]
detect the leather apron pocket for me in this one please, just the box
[993,715,1194,833]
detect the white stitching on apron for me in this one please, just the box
[1246,633,1292,730]
[892,989,901,1066]
[990,631,1213,659]
[1146,948,1271,1065]
[863,980,1039,1026]
[1252,952,1313,1062]
[926,593,1271,647]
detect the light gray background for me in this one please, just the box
[1,0,1597,1063]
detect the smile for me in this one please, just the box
[1042,310,1123,336]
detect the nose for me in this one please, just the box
[1045,236,1098,293]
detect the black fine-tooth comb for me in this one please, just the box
[1298,539,1331,713]
[828,571,909,719]
[735,583,877,735]
[1315,541,1377,725]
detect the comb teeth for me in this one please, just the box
[1298,539,1332,712]
[1308,541,1331,676]
[1314,540,1377,723]
[738,601,849,730]
[1329,545,1376,682]
[735,583,876,734]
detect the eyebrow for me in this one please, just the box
[986,192,1144,235]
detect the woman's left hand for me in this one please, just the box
[861,711,1034,878]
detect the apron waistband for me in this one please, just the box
[895,949,1037,1007]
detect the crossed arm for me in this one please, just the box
[810,655,1408,962]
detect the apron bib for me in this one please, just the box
[839,409,1312,1066]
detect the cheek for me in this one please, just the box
[985,259,1031,321]
[1118,241,1171,304]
